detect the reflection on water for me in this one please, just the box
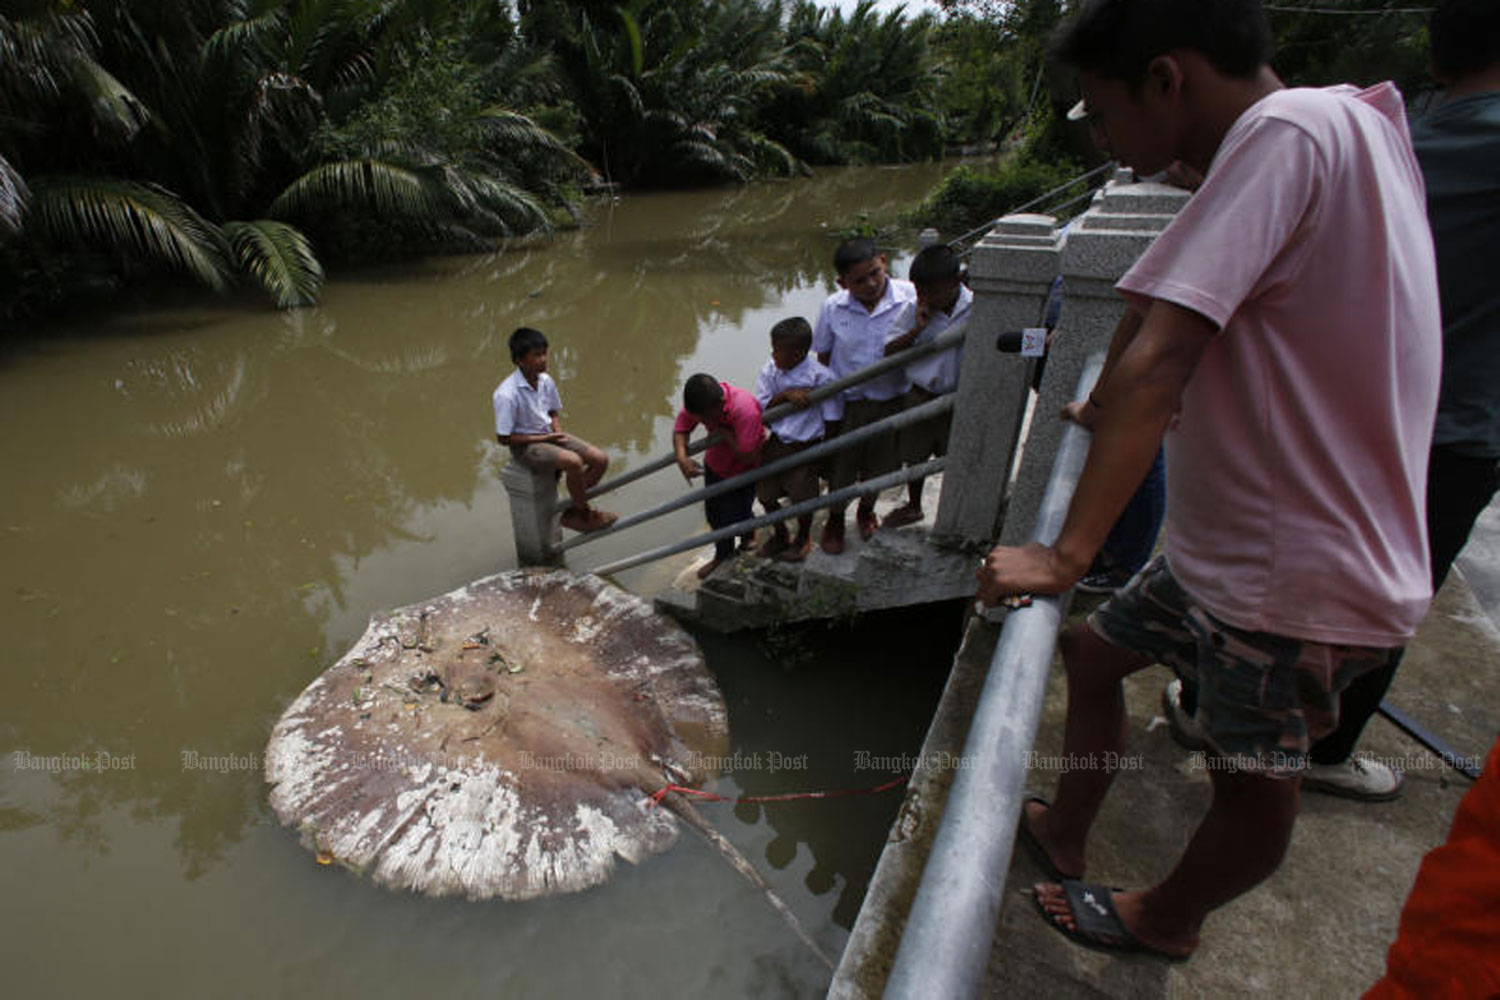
[0,161,975,996]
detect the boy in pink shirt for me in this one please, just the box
[673,373,766,579]
[976,0,1440,962]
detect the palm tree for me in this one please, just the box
[768,1,945,165]
[2,0,580,319]
[528,0,805,188]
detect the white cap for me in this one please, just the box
[1067,99,1089,121]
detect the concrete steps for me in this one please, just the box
[654,476,983,632]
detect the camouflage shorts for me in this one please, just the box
[1089,555,1401,778]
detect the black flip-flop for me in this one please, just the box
[1031,879,1194,963]
[1016,795,1081,882]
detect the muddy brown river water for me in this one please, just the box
[0,161,979,998]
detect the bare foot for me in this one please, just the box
[1023,799,1085,880]
[778,535,812,562]
[583,508,617,531]
[757,532,790,558]
[1032,882,1199,960]
[820,515,845,555]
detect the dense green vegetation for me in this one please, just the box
[911,0,1437,248]
[0,0,964,322]
[0,0,1440,323]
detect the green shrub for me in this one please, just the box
[908,154,1084,239]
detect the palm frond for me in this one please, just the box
[0,153,27,235]
[63,48,152,143]
[204,8,285,65]
[27,176,231,291]
[461,173,550,234]
[224,219,324,308]
[270,160,445,220]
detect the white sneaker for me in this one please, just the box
[1161,678,1207,751]
[1302,756,1405,802]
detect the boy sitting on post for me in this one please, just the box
[754,317,842,562]
[673,373,766,579]
[882,243,973,528]
[493,326,617,533]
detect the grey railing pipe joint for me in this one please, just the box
[882,353,1104,1000]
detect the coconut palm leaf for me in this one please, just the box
[459,171,550,233]
[476,107,574,154]
[27,175,231,291]
[270,160,446,220]
[0,153,26,235]
[224,219,323,308]
[204,4,285,66]
[68,55,152,142]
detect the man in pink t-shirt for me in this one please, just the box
[975,0,1440,963]
[673,373,766,579]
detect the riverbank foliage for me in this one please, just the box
[0,0,1441,323]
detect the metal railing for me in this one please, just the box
[883,354,1102,999]
[561,394,952,556]
[547,323,970,571]
[947,162,1114,259]
[554,320,969,518]
[591,458,945,577]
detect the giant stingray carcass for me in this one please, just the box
[264,570,827,963]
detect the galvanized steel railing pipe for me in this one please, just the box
[550,321,969,515]
[557,394,953,554]
[882,354,1103,1000]
[590,458,945,578]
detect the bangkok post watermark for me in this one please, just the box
[1188,748,1483,775]
[1023,751,1145,773]
[181,750,264,773]
[12,750,137,773]
[516,750,812,774]
[853,750,978,773]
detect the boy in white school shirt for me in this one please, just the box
[754,317,842,561]
[493,326,616,533]
[882,243,972,529]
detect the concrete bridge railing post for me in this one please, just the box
[934,214,1062,546]
[501,463,562,566]
[998,172,1191,547]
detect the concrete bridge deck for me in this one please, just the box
[654,475,986,632]
[829,497,1500,998]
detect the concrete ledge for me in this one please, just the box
[829,614,999,999]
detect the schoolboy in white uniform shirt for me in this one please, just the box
[754,317,842,560]
[812,237,917,552]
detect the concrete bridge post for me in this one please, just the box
[933,214,1062,546]
[501,463,562,566]
[998,172,1191,547]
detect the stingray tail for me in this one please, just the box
[660,792,836,971]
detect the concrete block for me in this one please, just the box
[500,462,562,566]
[936,219,1063,545]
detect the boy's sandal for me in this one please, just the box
[881,503,924,529]
[1032,880,1194,963]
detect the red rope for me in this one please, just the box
[649,774,908,809]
